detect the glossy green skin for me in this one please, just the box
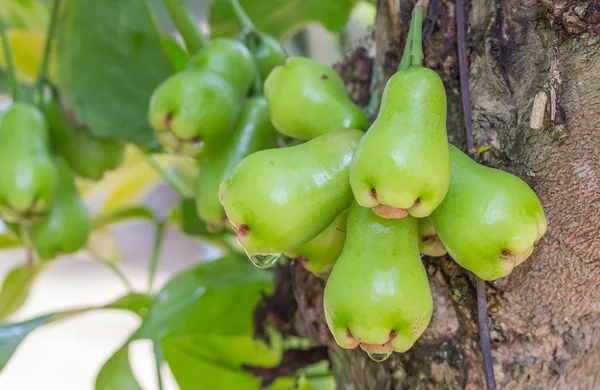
[264,57,368,140]
[149,38,255,157]
[26,156,91,260]
[187,38,255,97]
[418,217,447,257]
[430,145,547,281]
[285,209,348,278]
[195,96,278,232]
[149,69,240,156]
[324,202,433,353]
[252,33,287,83]
[0,102,57,223]
[350,67,450,218]
[220,130,363,256]
[44,100,125,181]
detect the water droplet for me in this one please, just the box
[249,253,280,269]
[367,351,392,362]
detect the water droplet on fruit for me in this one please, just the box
[249,254,280,269]
[367,351,392,362]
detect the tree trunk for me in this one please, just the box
[283,0,600,389]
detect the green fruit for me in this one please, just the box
[149,38,255,158]
[220,130,363,266]
[195,96,278,232]
[418,218,447,257]
[0,102,57,223]
[149,69,240,158]
[43,99,125,181]
[26,156,91,260]
[285,209,348,278]
[324,202,433,355]
[251,32,287,83]
[349,66,450,219]
[187,38,255,96]
[264,57,368,140]
[429,145,547,281]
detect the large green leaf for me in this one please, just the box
[209,0,360,41]
[163,338,263,390]
[134,255,274,340]
[0,262,46,320]
[0,292,149,372]
[57,0,175,149]
[95,345,142,390]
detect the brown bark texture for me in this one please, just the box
[279,0,600,389]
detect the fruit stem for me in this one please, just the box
[161,0,208,55]
[147,220,166,293]
[410,5,426,67]
[477,277,497,390]
[245,35,263,95]
[0,17,22,101]
[228,0,255,32]
[398,6,417,71]
[141,151,195,198]
[34,0,60,92]
[456,0,474,150]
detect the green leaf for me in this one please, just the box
[165,333,281,369]
[134,255,274,340]
[176,198,209,237]
[0,292,149,372]
[57,0,175,149]
[95,345,142,390]
[92,206,156,230]
[161,34,189,73]
[0,262,46,320]
[208,0,360,41]
[163,338,262,390]
[0,314,54,371]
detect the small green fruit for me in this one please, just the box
[418,218,447,257]
[220,130,363,261]
[43,99,125,181]
[0,102,57,223]
[195,96,278,232]
[429,145,547,280]
[324,202,433,355]
[349,67,450,219]
[26,156,91,260]
[285,209,348,278]
[264,57,368,140]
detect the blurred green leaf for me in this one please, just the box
[0,262,46,320]
[0,292,149,372]
[92,206,156,230]
[0,0,48,30]
[166,333,281,369]
[57,0,175,149]
[95,345,142,390]
[208,0,360,41]
[134,255,274,340]
[161,34,188,73]
[0,314,53,371]
[163,338,263,390]
[270,377,298,390]
[176,198,209,237]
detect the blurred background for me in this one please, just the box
[0,0,375,389]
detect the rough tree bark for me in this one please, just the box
[256,0,599,389]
